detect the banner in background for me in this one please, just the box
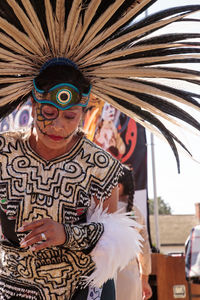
[0,102,32,133]
[84,98,148,220]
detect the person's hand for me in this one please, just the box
[18,218,66,251]
[141,274,153,300]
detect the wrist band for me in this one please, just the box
[60,224,71,248]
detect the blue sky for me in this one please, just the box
[146,0,200,215]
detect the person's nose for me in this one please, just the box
[51,117,65,131]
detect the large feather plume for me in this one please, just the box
[85,204,143,287]
[0,0,200,171]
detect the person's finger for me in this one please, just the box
[20,231,49,248]
[18,219,47,232]
[19,219,66,249]
[30,240,51,252]
[20,224,47,244]
[18,218,52,232]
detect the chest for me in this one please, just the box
[0,153,92,225]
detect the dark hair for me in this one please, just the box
[118,165,135,212]
[34,64,91,95]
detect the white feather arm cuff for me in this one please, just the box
[84,205,143,287]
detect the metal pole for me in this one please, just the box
[151,133,160,250]
[145,7,160,250]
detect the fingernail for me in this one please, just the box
[20,242,27,248]
[18,226,24,232]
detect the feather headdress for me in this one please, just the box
[0,0,200,171]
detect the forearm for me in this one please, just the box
[138,251,152,275]
[137,212,151,275]
[141,274,149,283]
[61,187,118,252]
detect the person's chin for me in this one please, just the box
[41,135,65,148]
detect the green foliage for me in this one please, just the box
[148,197,172,215]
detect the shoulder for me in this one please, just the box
[82,136,123,172]
[82,136,120,162]
[81,137,123,200]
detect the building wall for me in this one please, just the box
[160,245,185,255]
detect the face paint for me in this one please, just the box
[34,102,81,140]
[36,103,55,127]
[32,80,91,110]
[36,120,76,140]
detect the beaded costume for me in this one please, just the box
[0,130,123,299]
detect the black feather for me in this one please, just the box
[127,89,200,131]
[110,95,193,173]
[133,79,200,108]
[0,96,29,121]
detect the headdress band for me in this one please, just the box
[40,57,79,73]
[32,80,91,110]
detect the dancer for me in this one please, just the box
[0,1,200,299]
[0,61,142,300]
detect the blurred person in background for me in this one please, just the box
[116,165,152,300]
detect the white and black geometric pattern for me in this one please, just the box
[0,130,123,300]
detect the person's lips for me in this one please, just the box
[47,134,64,141]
